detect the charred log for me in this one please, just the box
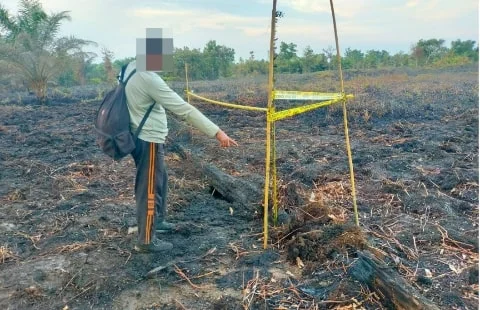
[349,251,440,310]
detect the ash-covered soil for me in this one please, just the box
[0,67,478,309]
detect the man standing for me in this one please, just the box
[122,60,238,253]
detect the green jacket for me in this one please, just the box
[122,61,219,143]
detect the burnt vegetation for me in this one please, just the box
[0,1,478,309]
[0,65,478,309]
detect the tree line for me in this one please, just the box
[232,38,478,76]
[0,0,478,102]
[112,38,479,81]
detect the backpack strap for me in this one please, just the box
[119,64,127,82]
[119,63,137,84]
[124,69,137,84]
[134,102,156,138]
[123,63,147,137]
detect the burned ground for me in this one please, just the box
[0,67,478,309]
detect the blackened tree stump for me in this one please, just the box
[349,251,440,310]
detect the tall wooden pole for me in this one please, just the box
[264,0,277,249]
[330,0,359,226]
[185,63,190,104]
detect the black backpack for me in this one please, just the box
[95,65,155,160]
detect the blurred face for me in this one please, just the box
[136,28,174,72]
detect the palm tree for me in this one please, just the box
[0,0,96,103]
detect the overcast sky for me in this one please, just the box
[1,0,478,62]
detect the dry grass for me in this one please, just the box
[242,270,319,310]
[299,203,348,225]
[450,181,478,197]
[52,241,98,254]
[381,178,410,194]
[314,179,350,202]
[307,179,352,217]
[0,245,18,264]
[369,134,412,146]
[48,162,99,199]
[5,188,26,201]
[0,105,34,114]
[241,269,380,310]
[275,178,351,226]
[11,285,44,300]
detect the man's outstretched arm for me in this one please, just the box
[146,73,238,147]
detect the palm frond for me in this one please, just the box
[36,11,71,50]
[17,0,47,37]
[0,5,19,39]
[40,11,70,40]
[55,35,96,54]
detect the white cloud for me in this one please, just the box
[406,0,419,8]
[404,0,478,22]
[131,7,269,31]
[281,0,331,14]
[276,0,368,18]
[1,0,477,61]
[237,26,270,37]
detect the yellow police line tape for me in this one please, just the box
[186,91,354,121]
[186,92,267,112]
[273,90,344,101]
[268,94,354,122]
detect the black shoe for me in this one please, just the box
[134,237,173,253]
[156,221,176,233]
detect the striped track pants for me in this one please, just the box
[131,139,168,244]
